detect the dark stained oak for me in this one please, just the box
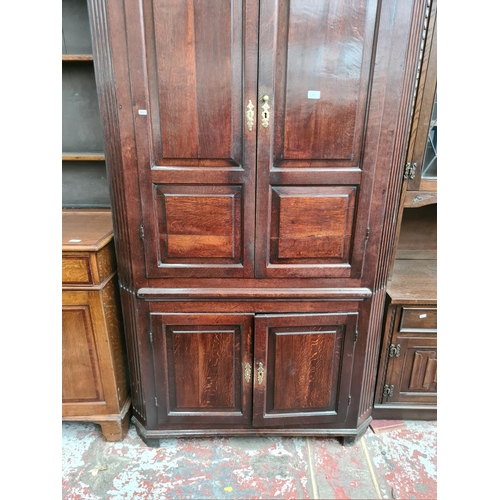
[88,0,428,442]
[253,313,358,427]
[151,313,253,427]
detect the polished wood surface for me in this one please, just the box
[62,209,113,250]
[152,313,253,427]
[62,210,130,440]
[62,210,116,285]
[88,0,428,441]
[62,153,105,161]
[387,259,436,304]
[253,313,357,428]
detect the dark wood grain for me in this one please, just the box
[152,313,253,426]
[387,260,436,304]
[87,0,428,441]
[253,313,357,427]
[280,0,376,163]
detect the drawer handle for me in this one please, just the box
[419,314,427,318]
[244,362,252,383]
[257,362,265,385]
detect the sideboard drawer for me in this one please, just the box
[62,254,93,285]
[400,307,437,331]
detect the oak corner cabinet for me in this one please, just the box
[62,209,131,441]
[88,0,428,445]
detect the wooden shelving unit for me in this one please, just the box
[62,0,109,208]
[373,0,437,420]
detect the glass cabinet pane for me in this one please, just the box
[422,93,437,179]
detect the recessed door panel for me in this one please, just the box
[151,313,253,426]
[124,0,258,278]
[147,0,242,164]
[253,313,358,427]
[255,0,379,279]
[280,0,377,164]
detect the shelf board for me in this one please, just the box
[63,153,105,162]
[62,54,93,62]
[404,190,437,208]
[387,259,437,304]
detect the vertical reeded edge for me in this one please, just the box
[357,0,428,424]
[87,0,146,422]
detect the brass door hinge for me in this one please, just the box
[383,384,394,401]
[388,344,401,358]
[404,162,416,180]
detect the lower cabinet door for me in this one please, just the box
[252,313,358,427]
[385,335,437,405]
[151,313,254,426]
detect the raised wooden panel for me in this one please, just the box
[270,186,356,263]
[62,306,104,403]
[253,313,357,427]
[151,313,253,426]
[407,351,437,391]
[274,0,378,166]
[145,0,243,164]
[150,185,243,273]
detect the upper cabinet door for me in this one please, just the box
[123,0,259,279]
[255,0,381,279]
[114,0,416,281]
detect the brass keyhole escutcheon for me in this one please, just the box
[261,95,270,128]
[257,362,265,385]
[244,362,252,383]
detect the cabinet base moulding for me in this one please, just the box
[130,414,372,447]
